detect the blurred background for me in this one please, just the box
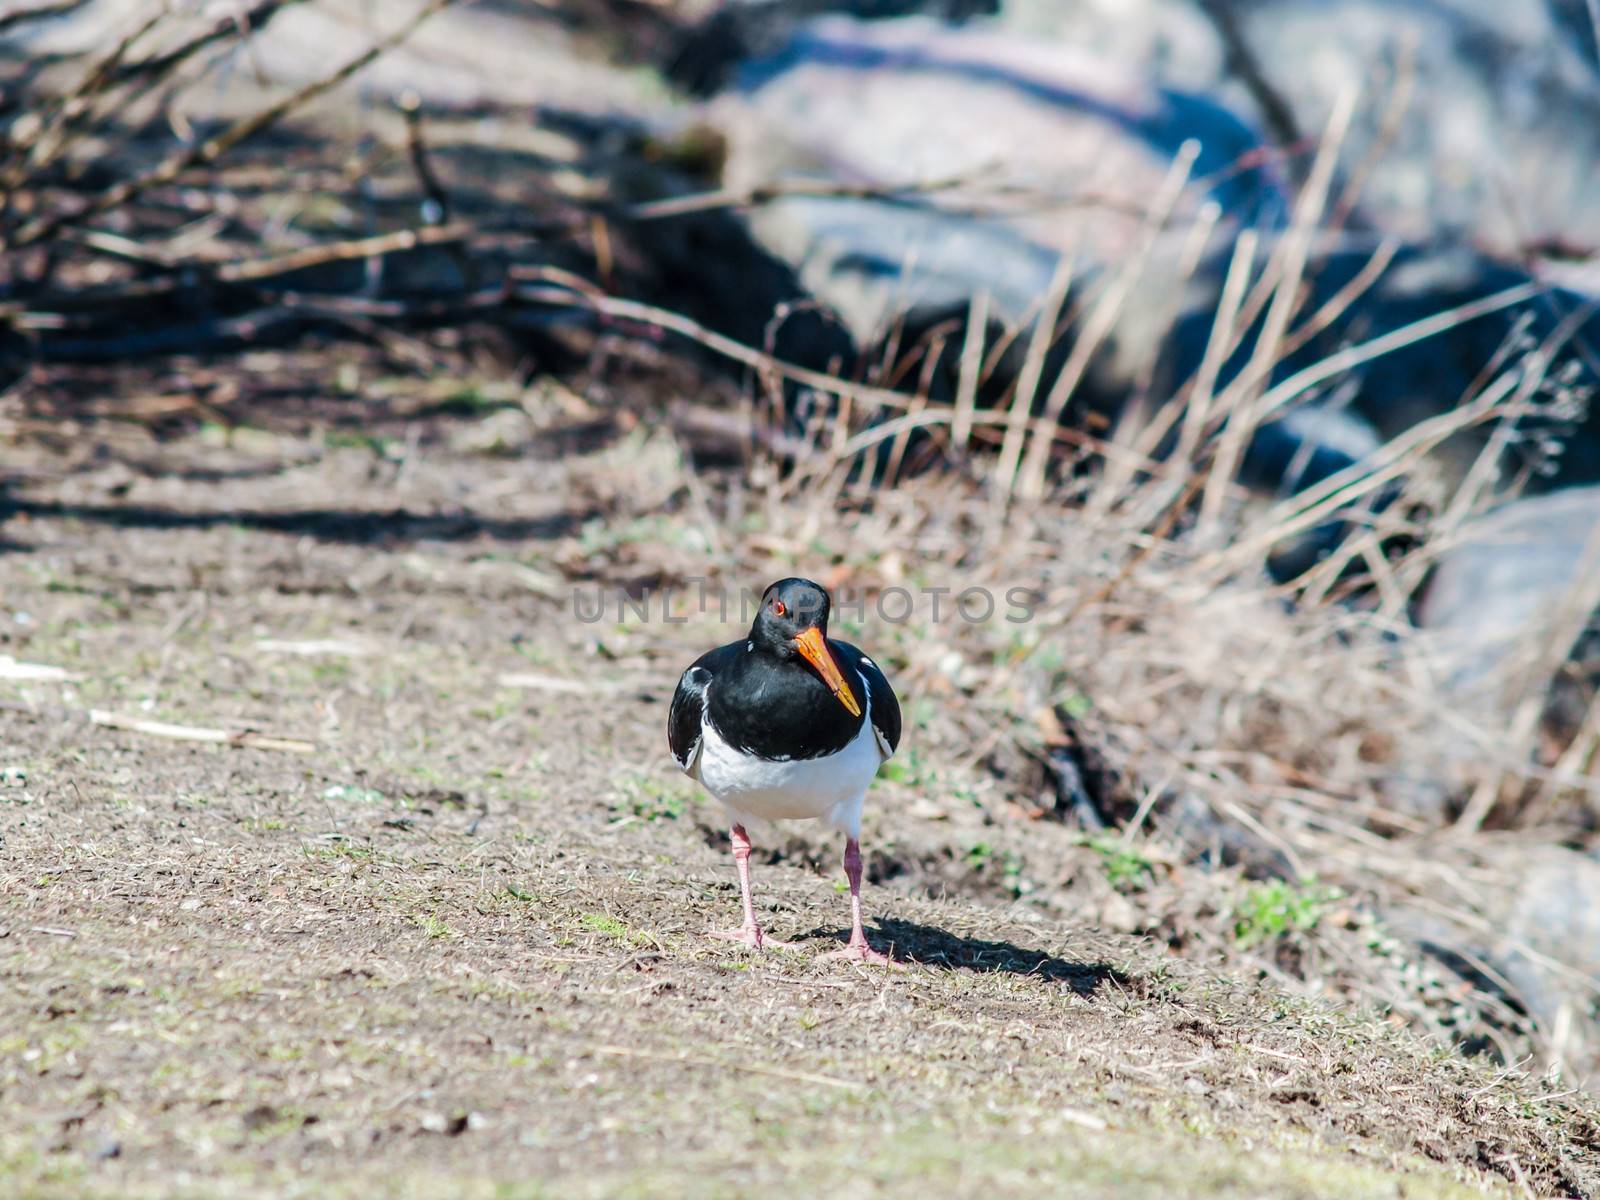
[4,0,1600,1187]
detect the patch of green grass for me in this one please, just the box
[996,629,1066,673]
[1078,833,1154,892]
[302,839,377,862]
[1232,880,1340,949]
[1058,689,1092,718]
[322,429,399,459]
[964,842,1024,896]
[610,773,692,823]
[435,382,518,416]
[577,515,709,560]
[578,912,654,948]
[580,912,631,940]
[880,744,932,787]
[412,913,456,940]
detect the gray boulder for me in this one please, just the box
[1414,486,1600,707]
[1387,843,1600,1080]
[1000,0,1600,257]
[710,14,1288,338]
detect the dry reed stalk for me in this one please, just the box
[1328,38,1417,233]
[1094,200,1223,515]
[1178,229,1259,464]
[1204,370,1536,575]
[518,279,920,417]
[951,289,990,454]
[1251,281,1543,426]
[1198,88,1356,536]
[1431,309,1586,540]
[882,385,931,488]
[1275,234,1400,360]
[89,709,316,753]
[994,253,1076,494]
[1014,140,1201,499]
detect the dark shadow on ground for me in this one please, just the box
[1,498,596,546]
[820,915,1130,995]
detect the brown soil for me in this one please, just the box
[3,388,1598,1199]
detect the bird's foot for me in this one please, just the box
[821,937,902,967]
[707,925,798,951]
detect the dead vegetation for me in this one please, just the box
[4,405,1600,1199]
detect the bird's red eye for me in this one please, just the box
[773,600,787,617]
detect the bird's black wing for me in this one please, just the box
[667,641,740,776]
[834,641,901,759]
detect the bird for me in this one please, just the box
[668,577,902,963]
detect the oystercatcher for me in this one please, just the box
[668,578,902,963]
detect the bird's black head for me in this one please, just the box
[749,578,861,717]
[750,578,829,651]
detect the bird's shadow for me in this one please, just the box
[805,916,1128,997]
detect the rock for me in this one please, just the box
[1387,844,1600,1079]
[1276,246,1600,490]
[1098,890,1143,935]
[1499,847,1600,1053]
[668,0,1003,96]
[999,0,1600,258]
[711,14,1287,341]
[692,14,1380,497]
[1413,486,1600,709]
[9,0,665,116]
[1400,487,1599,827]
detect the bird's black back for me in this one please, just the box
[668,634,902,769]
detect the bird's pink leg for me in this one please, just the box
[707,824,796,950]
[822,837,897,965]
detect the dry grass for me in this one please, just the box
[3,404,1599,1199]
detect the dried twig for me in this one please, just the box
[0,656,74,682]
[398,89,451,225]
[625,173,1152,224]
[110,0,310,85]
[0,5,169,195]
[89,709,316,753]
[4,0,456,250]
[994,253,1075,493]
[1196,0,1304,162]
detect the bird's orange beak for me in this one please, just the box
[792,627,862,717]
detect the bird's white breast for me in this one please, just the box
[695,673,888,833]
